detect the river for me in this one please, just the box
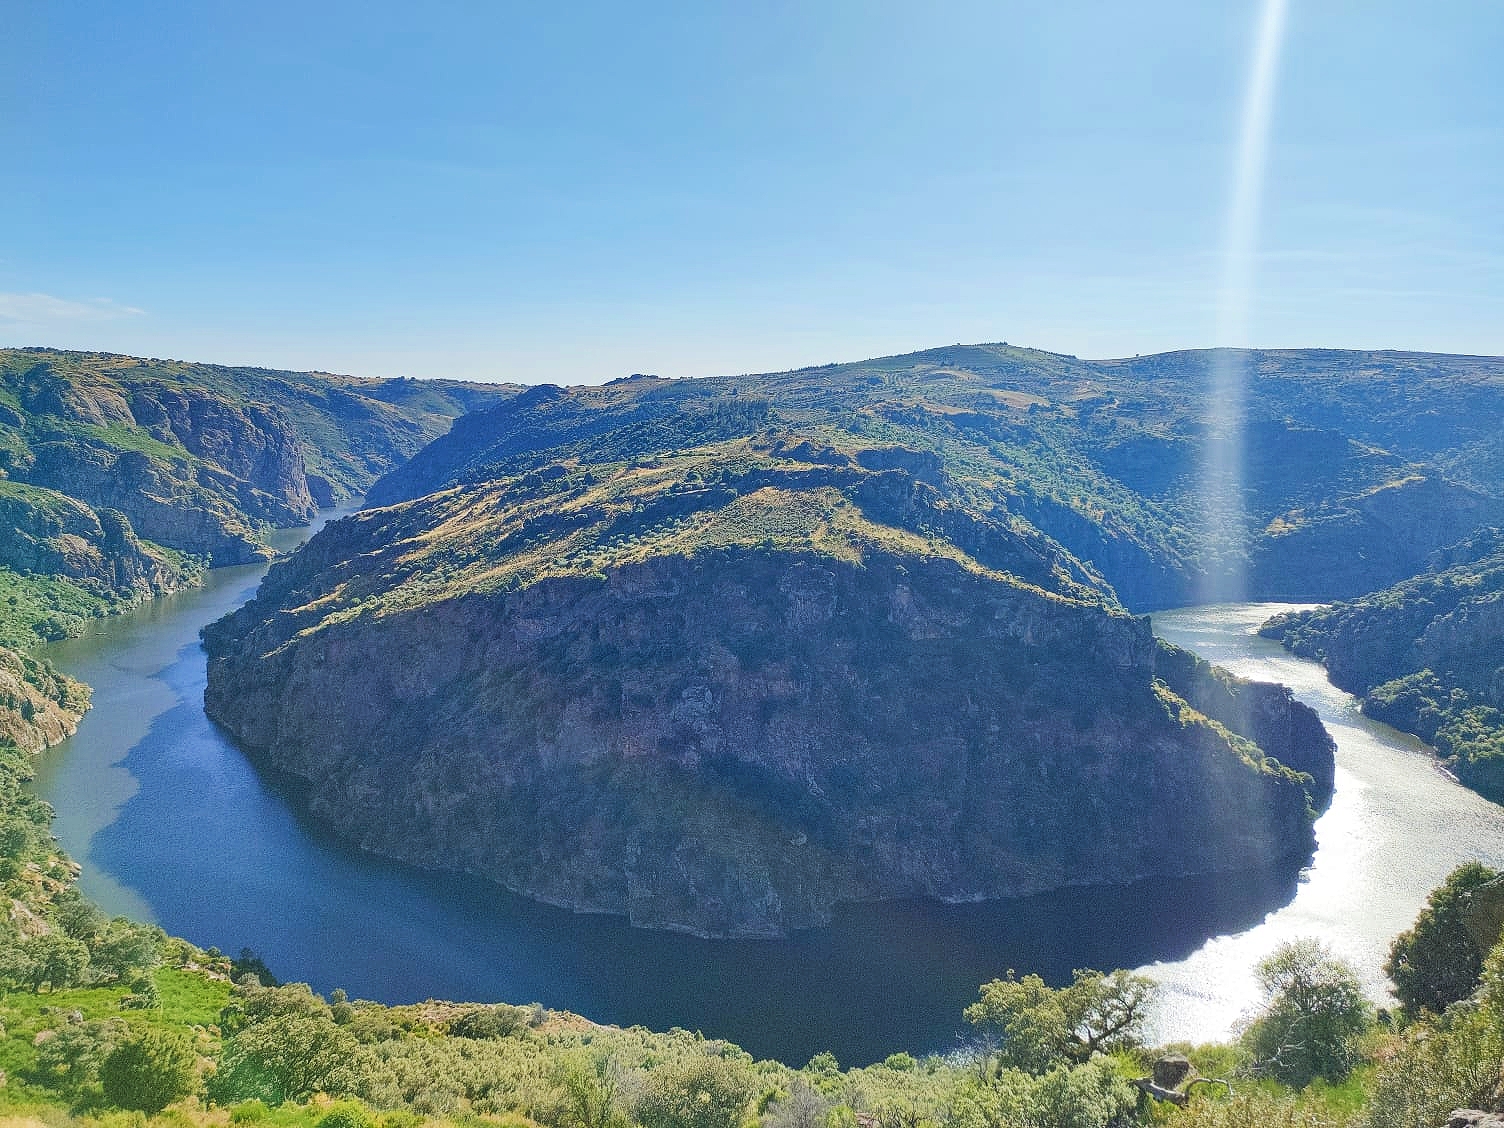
[31,547,1504,1065]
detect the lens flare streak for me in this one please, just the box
[1200,0,1291,601]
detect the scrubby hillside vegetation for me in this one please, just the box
[366,346,1504,608]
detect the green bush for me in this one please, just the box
[1386,861,1502,1015]
[99,1027,198,1114]
[1242,939,1372,1086]
[316,1100,377,1128]
[634,1055,755,1128]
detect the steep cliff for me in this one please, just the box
[206,445,1331,937]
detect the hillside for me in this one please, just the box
[367,346,1504,609]
[0,348,515,648]
[1261,527,1504,802]
[0,348,515,777]
[205,382,1336,936]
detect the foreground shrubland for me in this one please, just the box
[2,861,1503,1128]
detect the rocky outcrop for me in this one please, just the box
[1446,1112,1504,1128]
[206,530,1321,938]
[25,439,272,565]
[0,485,189,599]
[1154,639,1337,806]
[0,646,89,753]
[124,384,317,525]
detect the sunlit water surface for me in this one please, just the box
[1146,603,1504,1040]
[30,558,1504,1061]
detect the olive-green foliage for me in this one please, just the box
[316,1100,378,1128]
[99,1026,198,1113]
[948,1057,1136,1128]
[12,932,92,991]
[91,919,166,983]
[211,985,356,1106]
[1386,861,1502,1015]
[963,968,1156,1074]
[33,1017,127,1098]
[633,1055,757,1128]
[545,1054,630,1128]
[1170,1089,1345,1128]
[1241,939,1372,1087]
[763,1081,832,1128]
[446,1003,528,1040]
[1362,939,1504,1128]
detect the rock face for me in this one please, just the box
[0,646,89,753]
[1154,640,1336,804]
[0,484,187,600]
[206,455,1329,938]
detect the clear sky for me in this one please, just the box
[3,1,1501,384]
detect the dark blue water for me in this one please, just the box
[31,555,1312,1065]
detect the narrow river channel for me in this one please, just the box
[30,544,1504,1064]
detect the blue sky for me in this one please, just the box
[3,1,1501,383]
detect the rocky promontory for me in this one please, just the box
[206,442,1334,937]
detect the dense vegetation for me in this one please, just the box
[1260,529,1504,803]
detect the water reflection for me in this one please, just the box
[36,588,1504,1064]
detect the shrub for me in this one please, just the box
[634,1055,755,1128]
[448,1003,527,1039]
[317,1100,377,1128]
[1241,939,1372,1086]
[99,1027,198,1114]
[1385,861,1502,1015]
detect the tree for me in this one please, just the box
[634,1055,755,1128]
[764,1081,832,1128]
[23,932,90,990]
[554,1054,629,1128]
[964,968,1156,1074]
[211,1013,356,1105]
[33,1019,126,1098]
[100,1027,198,1114]
[91,919,164,982]
[1386,861,1501,1015]
[1241,938,1372,1086]
[218,980,333,1036]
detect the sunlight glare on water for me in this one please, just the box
[1145,603,1504,1041]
